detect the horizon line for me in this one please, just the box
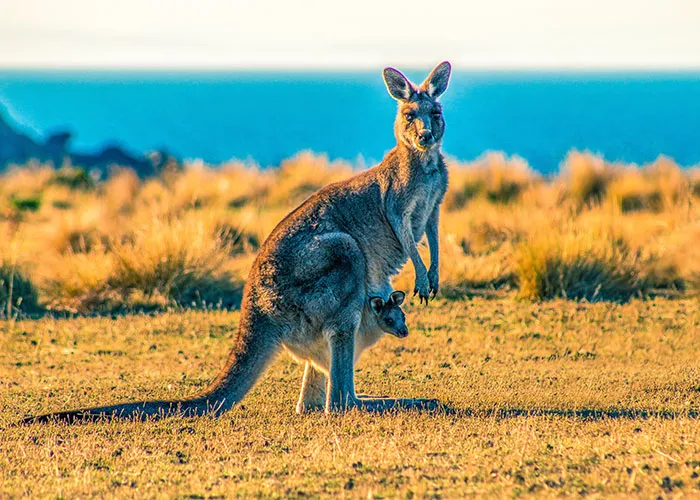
[2,64,700,73]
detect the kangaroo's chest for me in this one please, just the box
[407,172,445,238]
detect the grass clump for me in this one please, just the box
[607,157,690,213]
[108,216,242,309]
[0,262,40,316]
[50,166,94,191]
[445,153,535,210]
[266,151,352,207]
[515,230,644,302]
[9,195,42,213]
[560,151,616,208]
[40,251,115,314]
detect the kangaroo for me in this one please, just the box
[295,290,408,413]
[20,62,451,424]
[370,291,409,340]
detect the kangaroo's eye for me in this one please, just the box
[385,318,394,326]
[404,112,415,121]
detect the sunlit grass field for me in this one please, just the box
[2,298,699,497]
[1,150,700,497]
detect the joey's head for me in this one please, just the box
[383,61,451,153]
[369,291,408,339]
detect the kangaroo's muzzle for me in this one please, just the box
[390,326,409,339]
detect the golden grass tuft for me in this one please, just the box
[560,150,617,208]
[40,250,116,314]
[107,215,242,309]
[101,167,141,214]
[515,229,644,302]
[445,152,535,210]
[0,262,39,316]
[266,151,353,207]
[607,157,691,213]
[0,225,41,316]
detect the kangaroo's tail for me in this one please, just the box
[19,310,281,425]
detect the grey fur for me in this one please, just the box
[369,290,408,338]
[20,62,451,424]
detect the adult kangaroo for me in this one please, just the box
[21,61,451,424]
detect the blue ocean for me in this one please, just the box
[1,70,699,174]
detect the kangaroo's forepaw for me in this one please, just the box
[428,268,439,299]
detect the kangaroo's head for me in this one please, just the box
[383,61,451,153]
[369,291,408,338]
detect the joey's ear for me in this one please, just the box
[383,67,416,102]
[421,61,451,99]
[369,296,385,315]
[389,290,405,306]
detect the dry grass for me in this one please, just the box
[2,153,699,495]
[444,152,536,210]
[2,298,699,497]
[0,150,698,315]
[514,229,643,302]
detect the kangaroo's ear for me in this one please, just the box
[389,290,405,306]
[369,296,385,315]
[383,67,416,102]
[422,61,451,99]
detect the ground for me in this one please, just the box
[2,298,699,498]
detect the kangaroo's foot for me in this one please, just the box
[355,397,441,412]
[324,396,441,413]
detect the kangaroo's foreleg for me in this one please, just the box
[387,207,430,304]
[425,205,440,298]
[296,362,327,413]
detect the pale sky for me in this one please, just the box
[1,0,699,69]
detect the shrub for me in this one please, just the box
[690,168,700,198]
[445,153,534,210]
[515,230,644,302]
[0,262,40,316]
[391,235,516,300]
[102,167,141,214]
[646,157,688,210]
[561,151,616,208]
[9,195,41,213]
[459,221,514,256]
[607,169,662,212]
[266,152,352,206]
[439,244,517,299]
[216,222,260,256]
[107,216,242,308]
[606,158,690,213]
[50,167,94,191]
[41,251,115,314]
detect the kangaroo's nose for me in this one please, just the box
[418,130,434,145]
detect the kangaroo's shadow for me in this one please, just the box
[352,397,700,420]
[427,403,700,421]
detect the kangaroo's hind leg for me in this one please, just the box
[325,305,364,411]
[296,362,327,413]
